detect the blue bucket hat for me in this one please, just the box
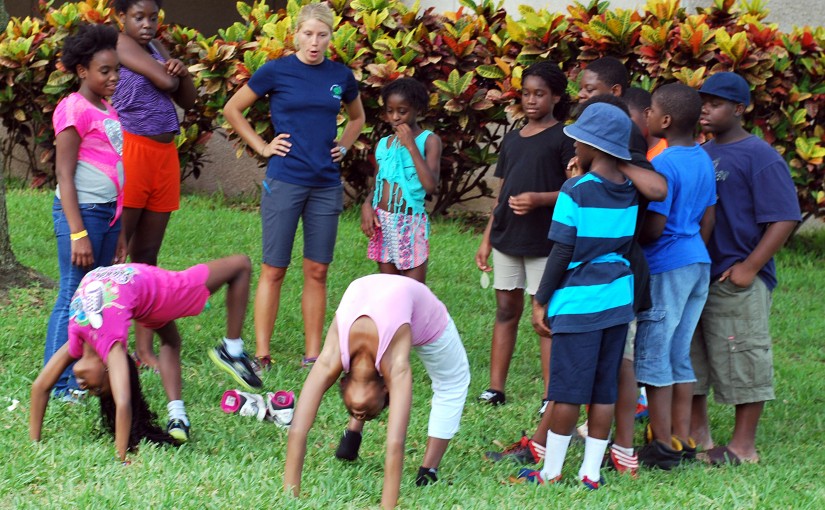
[699,72,751,106]
[563,103,631,161]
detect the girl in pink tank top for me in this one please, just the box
[285,274,470,509]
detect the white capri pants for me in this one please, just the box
[414,317,471,439]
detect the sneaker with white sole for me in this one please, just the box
[265,390,295,428]
[209,344,263,391]
[220,389,267,421]
[603,444,639,477]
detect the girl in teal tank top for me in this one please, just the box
[361,78,442,283]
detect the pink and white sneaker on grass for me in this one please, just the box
[265,390,295,428]
[220,390,267,421]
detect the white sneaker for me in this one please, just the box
[265,390,295,428]
[220,389,267,421]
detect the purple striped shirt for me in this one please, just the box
[112,42,179,136]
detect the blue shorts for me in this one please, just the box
[634,263,710,387]
[548,323,628,405]
[261,178,343,267]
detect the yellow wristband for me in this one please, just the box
[70,230,88,241]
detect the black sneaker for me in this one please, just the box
[208,344,263,391]
[638,437,683,470]
[335,429,362,461]
[478,388,506,406]
[680,437,698,463]
[167,418,190,443]
[415,467,438,486]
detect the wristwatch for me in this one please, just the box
[339,145,347,156]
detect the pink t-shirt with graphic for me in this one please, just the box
[67,264,210,362]
[336,274,449,375]
[53,92,124,220]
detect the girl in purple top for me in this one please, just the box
[285,274,470,509]
[112,0,196,371]
[30,255,258,462]
[44,24,127,401]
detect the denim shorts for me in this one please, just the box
[548,323,628,405]
[260,178,343,267]
[634,263,710,387]
[691,277,774,405]
[491,249,547,295]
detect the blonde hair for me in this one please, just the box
[295,2,334,32]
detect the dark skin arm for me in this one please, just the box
[30,345,75,442]
[55,127,93,268]
[106,343,133,462]
[618,161,668,202]
[719,220,797,287]
[699,205,716,245]
[151,40,197,110]
[640,211,667,246]
[284,322,344,498]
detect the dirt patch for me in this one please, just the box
[0,264,55,303]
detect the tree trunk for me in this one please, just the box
[0,151,19,269]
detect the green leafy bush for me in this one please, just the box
[1,0,823,216]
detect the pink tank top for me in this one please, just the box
[336,274,449,375]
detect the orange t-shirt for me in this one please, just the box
[647,138,668,160]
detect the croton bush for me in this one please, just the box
[1,0,823,216]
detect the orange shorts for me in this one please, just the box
[122,131,181,212]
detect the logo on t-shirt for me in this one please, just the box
[330,84,343,100]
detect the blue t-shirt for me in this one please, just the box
[643,144,717,274]
[702,135,801,290]
[546,172,638,333]
[247,55,359,187]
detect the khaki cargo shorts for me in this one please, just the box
[691,277,774,405]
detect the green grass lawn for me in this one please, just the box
[2,189,824,509]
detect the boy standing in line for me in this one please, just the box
[635,83,716,469]
[691,72,800,465]
[517,103,639,488]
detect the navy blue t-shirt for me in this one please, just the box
[702,135,801,290]
[247,55,359,187]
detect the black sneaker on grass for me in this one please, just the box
[638,438,683,470]
[478,388,506,406]
[167,418,190,443]
[335,429,363,461]
[208,344,263,391]
[415,467,438,486]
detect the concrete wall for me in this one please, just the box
[418,0,824,32]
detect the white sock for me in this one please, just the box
[167,400,189,426]
[612,444,634,457]
[540,431,571,481]
[579,436,609,482]
[223,337,244,358]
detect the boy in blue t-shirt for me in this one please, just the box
[635,83,716,469]
[691,73,800,465]
[517,103,637,489]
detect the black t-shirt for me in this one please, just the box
[627,122,653,312]
[490,123,575,257]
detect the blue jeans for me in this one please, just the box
[44,198,120,395]
[634,263,710,387]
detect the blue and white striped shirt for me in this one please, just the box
[546,172,638,333]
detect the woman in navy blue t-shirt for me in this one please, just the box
[223,3,365,371]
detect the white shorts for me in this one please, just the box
[491,248,547,295]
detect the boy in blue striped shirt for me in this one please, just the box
[526,102,638,488]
